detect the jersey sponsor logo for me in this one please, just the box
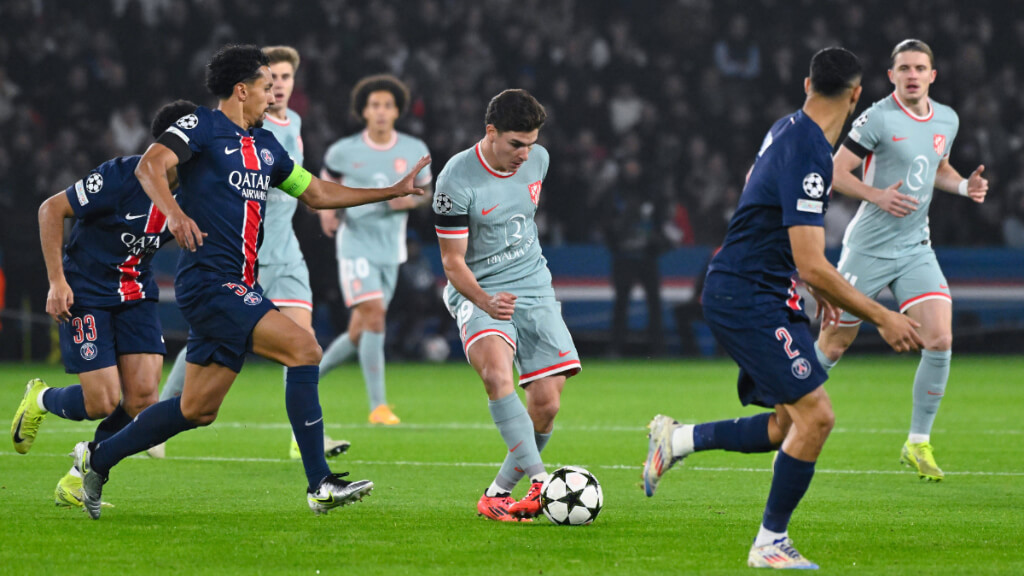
[434,192,453,214]
[243,291,263,306]
[905,155,930,192]
[933,134,946,156]
[852,110,870,128]
[796,199,823,214]
[802,173,825,198]
[528,181,542,205]
[791,357,812,380]
[176,114,199,130]
[74,180,89,206]
[482,204,499,215]
[394,157,407,174]
[121,232,162,257]
[84,173,104,194]
[261,148,275,165]
[80,342,98,361]
[224,146,239,155]
[228,170,270,200]
[892,136,908,142]
[125,213,147,220]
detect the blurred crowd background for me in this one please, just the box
[1,0,1021,360]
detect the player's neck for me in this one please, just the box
[366,128,395,146]
[801,98,846,146]
[268,106,289,121]
[895,91,931,117]
[218,101,252,131]
[478,138,510,172]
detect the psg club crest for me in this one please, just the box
[243,292,263,306]
[528,181,542,205]
[791,357,812,380]
[80,342,98,361]
[933,134,946,157]
[261,148,274,165]
[394,157,408,174]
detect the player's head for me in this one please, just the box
[888,39,936,103]
[482,89,547,172]
[808,47,862,117]
[262,45,300,113]
[206,44,273,128]
[150,100,198,139]
[351,74,409,134]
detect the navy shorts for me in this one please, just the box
[58,301,165,375]
[177,276,277,373]
[703,303,827,408]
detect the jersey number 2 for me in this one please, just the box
[775,327,800,359]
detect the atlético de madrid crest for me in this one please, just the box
[933,134,946,157]
[528,181,542,205]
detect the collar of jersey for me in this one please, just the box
[362,130,398,151]
[891,92,934,122]
[475,142,516,178]
[264,111,291,127]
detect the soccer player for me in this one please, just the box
[434,89,581,522]
[10,100,198,507]
[153,45,349,461]
[641,48,923,568]
[814,39,988,482]
[71,44,429,519]
[318,74,432,425]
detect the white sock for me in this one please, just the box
[37,388,50,412]
[484,481,508,497]
[672,424,695,458]
[529,472,548,485]
[908,433,930,444]
[69,465,82,479]
[753,524,787,548]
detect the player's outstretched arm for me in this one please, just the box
[38,191,75,322]
[789,225,923,353]
[136,143,206,252]
[300,155,430,210]
[438,236,516,321]
[833,146,918,217]
[936,159,988,203]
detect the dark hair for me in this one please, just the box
[351,74,410,121]
[205,44,270,99]
[809,47,862,98]
[150,99,198,139]
[484,89,547,133]
[891,38,934,68]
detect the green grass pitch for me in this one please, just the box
[1,356,1022,575]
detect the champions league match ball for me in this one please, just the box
[420,334,451,363]
[541,466,603,525]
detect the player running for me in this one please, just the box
[153,45,349,461]
[10,100,197,507]
[70,45,429,519]
[814,39,989,482]
[318,74,432,426]
[641,48,922,569]
[434,89,581,522]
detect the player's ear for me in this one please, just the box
[236,82,247,101]
[803,77,811,95]
[851,85,862,105]
[485,124,497,142]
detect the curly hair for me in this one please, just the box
[205,44,270,99]
[150,99,198,139]
[350,74,410,121]
[484,89,546,133]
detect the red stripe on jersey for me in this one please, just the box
[242,200,262,286]
[786,278,802,311]
[435,227,469,237]
[117,203,167,302]
[240,136,261,171]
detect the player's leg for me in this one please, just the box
[158,347,188,401]
[352,298,397,423]
[504,375,566,518]
[252,309,372,511]
[814,248,890,372]
[814,323,859,372]
[319,256,364,374]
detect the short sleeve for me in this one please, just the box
[265,135,297,188]
[779,142,831,228]
[321,141,346,179]
[64,160,128,220]
[433,167,471,239]
[156,106,213,163]
[846,103,885,153]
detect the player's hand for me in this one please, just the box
[874,180,919,217]
[876,311,923,353]
[966,165,988,203]
[484,292,517,321]
[46,279,75,323]
[319,209,340,238]
[167,211,206,252]
[808,285,841,328]
[388,155,431,199]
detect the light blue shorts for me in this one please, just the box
[258,259,313,311]
[339,257,398,308]
[836,245,951,326]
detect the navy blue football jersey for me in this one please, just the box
[705,110,833,314]
[62,156,175,307]
[160,106,295,293]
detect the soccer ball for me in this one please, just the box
[420,334,450,362]
[540,466,603,525]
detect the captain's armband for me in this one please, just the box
[279,165,313,198]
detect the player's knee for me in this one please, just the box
[925,332,952,351]
[285,335,322,367]
[532,395,560,426]
[819,340,847,362]
[480,367,514,399]
[810,406,835,439]
[84,397,117,420]
[181,405,218,426]
[123,392,158,418]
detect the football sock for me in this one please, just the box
[159,347,188,401]
[692,412,774,453]
[753,526,788,548]
[761,449,815,534]
[285,365,331,490]
[359,331,387,411]
[91,397,196,477]
[320,332,357,375]
[814,342,838,373]
[41,386,90,421]
[672,424,696,458]
[910,349,950,438]
[489,392,546,481]
[92,404,132,443]
[495,431,551,492]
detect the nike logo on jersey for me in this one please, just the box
[12,414,26,444]
[305,417,324,427]
[939,284,948,289]
[125,213,146,220]
[224,146,239,154]
[482,204,499,215]
[892,136,908,142]
[558,350,571,357]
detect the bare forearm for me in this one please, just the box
[38,201,67,283]
[136,160,184,218]
[442,258,491,309]
[303,180,398,210]
[800,264,890,326]
[934,162,964,194]
[832,169,881,203]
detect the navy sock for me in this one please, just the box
[92,397,196,477]
[92,405,133,443]
[41,386,91,421]
[286,365,330,491]
[692,412,774,453]
[762,449,816,532]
